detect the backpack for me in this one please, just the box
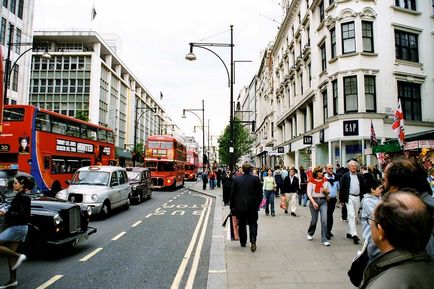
[275,174,283,184]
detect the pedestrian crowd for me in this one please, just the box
[216,158,434,288]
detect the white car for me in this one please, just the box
[57,166,131,218]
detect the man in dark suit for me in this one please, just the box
[230,163,263,252]
[283,167,300,216]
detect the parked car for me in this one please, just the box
[56,166,131,218]
[0,169,96,255]
[126,167,152,204]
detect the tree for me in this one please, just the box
[218,117,255,167]
[133,142,145,163]
[75,110,89,122]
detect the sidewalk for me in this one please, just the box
[188,181,359,289]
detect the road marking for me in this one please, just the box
[170,196,211,289]
[208,269,226,273]
[112,231,127,240]
[186,197,212,289]
[80,248,103,262]
[36,275,64,289]
[145,213,153,218]
[132,220,142,227]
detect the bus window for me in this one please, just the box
[97,129,107,142]
[51,117,67,135]
[44,156,50,170]
[81,159,91,167]
[3,108,24,121]
[87,126,97,140]
[52,158,66,174]
[107,131,114,143]
[66,121,81,137]
[36,111,50,131]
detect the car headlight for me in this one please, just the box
[86,206,92,216]
[53,213,62,225]
[132,185,138,190]
[91,194,98,202]
[56,190,66,199]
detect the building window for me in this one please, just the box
[322,89,328,123]
[308,63,311,87]
[17,0,23,19]
[344,76,358,112]
[398,81,421,121]
[364,76,376,112]
[11,64,18,91]
[7,23,14,44]
[320,42,326,72]
[395,30,418,62]
[0,18,6,45]
[330,27,336,58]
[2,0,7,8]
[319,1,324,22]
[362,21,374,53]
[329,0,334,4]
[332,79,338,115]
[395,0,416,11]
[9,0,16,14]
[15,28,21,54]
[342,22,356,54]
[300,71,304,95]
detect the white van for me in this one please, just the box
[56,166,131,218]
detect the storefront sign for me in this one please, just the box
[56,139,94,153]
[343,120,359,136]
[319,129,325,143]
[303,135,313,144]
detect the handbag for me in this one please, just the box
[280,195,287,209]
[259,196,267,209]
[222,213,239,241]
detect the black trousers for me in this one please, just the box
[222,186,230,205]
[236,210,258,245]
[341,203,348,220]
[327,197,337,235]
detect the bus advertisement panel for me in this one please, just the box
[144,135,186,189]
[185,149,198,181]
[0,105,116,193]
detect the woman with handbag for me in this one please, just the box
[306,166,330,246]
[0,176,31,289]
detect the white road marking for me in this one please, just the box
[132,220,142,227]
[208,270,226,273]
[112,231,127,241]
[36,275,64,289]
[79,248,103,262]
[145,213,153,218]
[170,197,211,289]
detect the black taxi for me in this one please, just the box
[125,167,153,204]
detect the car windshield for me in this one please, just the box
[0,170,43,203]
[127,171,140,181]
[71,171,110,186]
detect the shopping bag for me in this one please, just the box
[231,215,239,241]
[280,195,287,209]
[259,197,267,209]
[348,238,369,287]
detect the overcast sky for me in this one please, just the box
[33,0,282,145]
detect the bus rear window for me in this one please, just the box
[3,108,24,121]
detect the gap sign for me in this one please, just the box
[343,120,359,136]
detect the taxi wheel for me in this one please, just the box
[100,201,111,218]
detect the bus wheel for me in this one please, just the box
[100,201,111,218]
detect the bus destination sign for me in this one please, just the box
[56,139,94,153]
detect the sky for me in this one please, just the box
[33,0,282,146]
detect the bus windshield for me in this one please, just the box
[147,141,173,149]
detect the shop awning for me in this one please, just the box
[117,148,133,159]
[372,141,402,153]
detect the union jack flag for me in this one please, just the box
[370,120,378,146]
[392,99,405,147]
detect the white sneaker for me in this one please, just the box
[307,234,313,241]
[322,241,331,246]
[12,254,26,270]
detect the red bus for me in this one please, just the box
[0,105,116,193]
[185,149,198,181]
[144,135,186,189]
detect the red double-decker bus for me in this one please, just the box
[185,149,198,181]
[0,105,116,193]
[144,135,186,189]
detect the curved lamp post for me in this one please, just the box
[182,99,206,173]
[133,103,156,166]
[185,25,234,171]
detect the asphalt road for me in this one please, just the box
[0,184,214,289]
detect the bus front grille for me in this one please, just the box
[152,177,164,186]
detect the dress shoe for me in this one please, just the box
[291,212,296,216]
[271,213,275,217]
[353,235,360,244]
[0,281,18,289]
[250,242,257,252]
[346,233,352,239]
[329,232,334,237]
[240,243,246,247]
[284,210,288,214]
[265,212,269,216]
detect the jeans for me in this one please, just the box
[209,179,216,189]
[307,197,328,243]
[264,190,275,215]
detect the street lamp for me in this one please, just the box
[133,102,156,167]
[3,38,51,104]
[182,99,206,173]
[185,25,235,171]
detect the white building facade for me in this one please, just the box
[258,0,434,169]
[1,0,34,104]
[29,31,165,157]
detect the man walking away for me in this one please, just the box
[324,164,339,239]
[273,166,284,197]
[230,163,263,252]
[202,169,208,190]
[339,160,366,244]
[298,166,308,206]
